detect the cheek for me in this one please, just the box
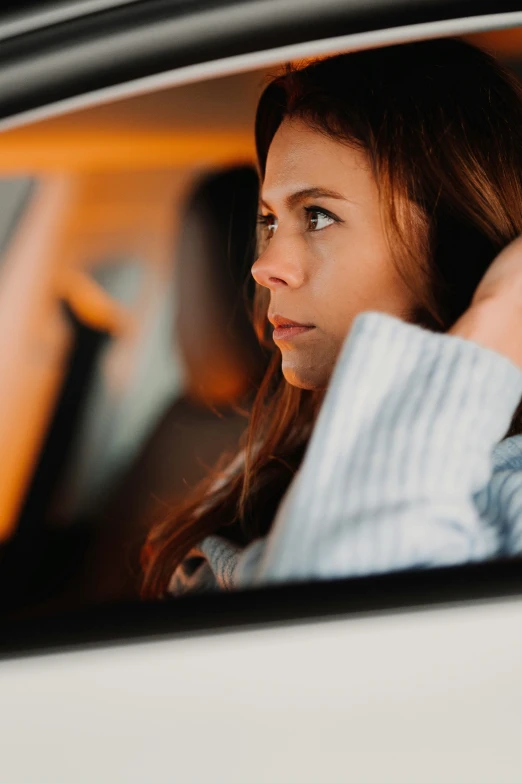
[308,231,411,338]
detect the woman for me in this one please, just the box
[142,37,522,597]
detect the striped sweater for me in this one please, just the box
[169,311,522,594]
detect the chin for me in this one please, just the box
[281,364,329,392]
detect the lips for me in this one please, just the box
[268,314,315,342]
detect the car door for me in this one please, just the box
[0,2,521,782]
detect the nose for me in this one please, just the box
[251,242,305,292]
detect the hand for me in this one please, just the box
[449,233,522,369]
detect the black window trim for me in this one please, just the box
[0,0,144,42]
[0,1,521,129]
[1,558,521,661]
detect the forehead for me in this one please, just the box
[262,117,372,202]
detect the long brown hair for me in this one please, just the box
[142,37,522,598]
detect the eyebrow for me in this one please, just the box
[261,187,353,213]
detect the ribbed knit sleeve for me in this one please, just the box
[234,312,522,586]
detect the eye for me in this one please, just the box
[305,207,336,232]
[257,213,278,242]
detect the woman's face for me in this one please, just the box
[251,118,419,390]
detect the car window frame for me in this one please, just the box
[0,0,144,41]
[0,0,521,657]
[1,558,521,660]
[0,1,522,129]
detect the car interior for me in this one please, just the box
[0,25,522,623]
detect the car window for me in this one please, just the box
[0,23,521,636]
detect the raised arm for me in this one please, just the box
[232,311,522,585]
